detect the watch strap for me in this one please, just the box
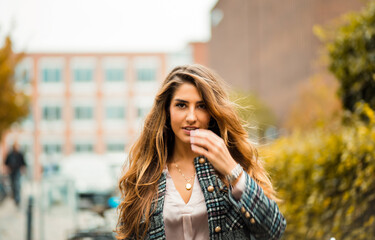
[225,163,243,184]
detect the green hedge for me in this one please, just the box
[317,1,375,112]
[263,103,375,239]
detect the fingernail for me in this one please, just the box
[190,137,195,143]
[191,144,196,151]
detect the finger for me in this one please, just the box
[190,135,211,150]
[191,129,219,140]
[192,133,226,157]
[191,144,212,160]
[191,129,221,149]
[191,144,215,161]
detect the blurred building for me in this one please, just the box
[208,0,364,125]
[1,44,205,179]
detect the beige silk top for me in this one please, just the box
[163,168,246,240]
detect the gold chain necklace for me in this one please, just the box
[174,163,196,190]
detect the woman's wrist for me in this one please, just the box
[229,171,243,187]
[225,163,243,185]
[223,159,238,176]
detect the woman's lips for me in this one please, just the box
[182,127,198,135]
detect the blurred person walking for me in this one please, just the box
[5,142,26,207]
[116,64,286,240]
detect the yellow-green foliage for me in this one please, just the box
[315,1,375,112]
[262,103,375,239]
[0,36,29,139]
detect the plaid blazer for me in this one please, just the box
[144,156,286,240]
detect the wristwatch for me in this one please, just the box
[225,163,243,184]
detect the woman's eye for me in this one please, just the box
[198,104,206,109]
[176,103,186,108]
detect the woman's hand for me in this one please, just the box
[190,129,237,176]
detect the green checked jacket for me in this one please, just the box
[143,156,286,240]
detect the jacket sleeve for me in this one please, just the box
[227,172,286,240]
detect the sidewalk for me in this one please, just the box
[0,195,76,240]
[0,197,26,240]
[0,179,76,240]
[0,179,117,240]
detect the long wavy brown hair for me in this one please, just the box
[116,64,277,239]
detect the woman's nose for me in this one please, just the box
[186,108,197,123]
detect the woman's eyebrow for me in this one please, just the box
[174,99,205,104]
[174,99,188,103]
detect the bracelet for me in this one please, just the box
[225,163,243,184]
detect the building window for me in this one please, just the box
[23,107,33,122]
[137,68,156,82]
[22,69,31,84]
[106,143,125,152]
[15,58,33,85]
[105,68,124,82]
[106,106,125,120]
[20,143,32,155]
[43,144,62,155]
[73,68,93,82]
[42,68,62,83]
[42,106,62,121]
[16,68,31,84]
[211,9,224,27]
[74,106,94,120]
[74,143,94,153]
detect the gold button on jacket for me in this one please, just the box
[241,207,246,213]
[207,186,214,192]
[250,218,256,224]
[245,212,251,218]
[199,157,206,164]
[215,226,221,233]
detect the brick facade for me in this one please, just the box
[208,0,364,124]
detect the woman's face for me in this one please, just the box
[169,82,211,146]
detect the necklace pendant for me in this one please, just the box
[185,183,192,190]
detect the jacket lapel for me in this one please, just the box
[148,172,167,240]
[147,157,229,240]
[194,156,228,239]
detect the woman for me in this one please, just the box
[116,64,286,240]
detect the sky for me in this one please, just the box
[0,0,217,53]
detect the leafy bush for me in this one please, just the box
[318,1,375,112]
[262,103,375,239]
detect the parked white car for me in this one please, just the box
[57,153,127,207]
